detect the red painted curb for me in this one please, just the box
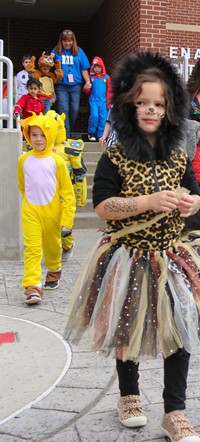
[0,332,16,344]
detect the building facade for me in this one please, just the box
[1,0,200,132]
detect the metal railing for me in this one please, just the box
[171,55,189,83]
[0,39,13,129]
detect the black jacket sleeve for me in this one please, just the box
[93,153,122,208]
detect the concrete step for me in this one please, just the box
[74,211,106,229]
[76,199,93,212]
[73,141,104,229]
[87,185,93,199]
[86,161,98,174]
[84,141,101,152]
[86,173,96,186]
[83,151,102,162]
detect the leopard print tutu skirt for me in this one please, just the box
[64,231,200,362]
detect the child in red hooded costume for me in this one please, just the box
[83,56,112,141]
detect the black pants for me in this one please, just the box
[116,348,190,413]
[184,209,200,231]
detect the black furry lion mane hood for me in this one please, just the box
[111,51,190,162]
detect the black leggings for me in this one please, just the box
[184,208,200,231]
[116,348,190,413]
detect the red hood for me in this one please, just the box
[90,56,106,76]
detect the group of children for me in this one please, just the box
[15,53,87,305]
[64,51,200,442]
[14,47,200,441]
[14,52,63,118]
[14,50,112,306]
[14,52,112,142]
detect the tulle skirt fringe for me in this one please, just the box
[64,233,200,362]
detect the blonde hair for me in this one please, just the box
[53,29,79,56]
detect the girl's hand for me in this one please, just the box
[177,194,200,217]
[148,190,179,212]
[99,136,105,146]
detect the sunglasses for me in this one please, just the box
[62,31,73,37]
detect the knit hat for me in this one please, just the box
[38,51,55,69]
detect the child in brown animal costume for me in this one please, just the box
[27,51,63,113]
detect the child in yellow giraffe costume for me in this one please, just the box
[18,112,76,305]
[46,110,87,260]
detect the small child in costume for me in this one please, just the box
[27,51,63,113]
[18,112,76,305]
[99,106,118,148]
[183,118,200,185]
[191,136,200,199]
[15,54,32,99]
[83,56,112,141]
[46,110,87,260]
[187,59,200,123]
[14,78,44,119]
[64,52,200,441]
[182,118,200,231]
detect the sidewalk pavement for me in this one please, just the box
[0,228,200,442]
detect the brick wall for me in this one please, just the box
[139,0,166,54]
[166,0,200,70]
[88,0,141,73]
[166,0,199,25]
[89,0,200,67]
[88,0,168,70]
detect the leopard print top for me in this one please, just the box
[106,146,187,250]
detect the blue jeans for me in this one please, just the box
[55,83,82,137]
[42,98,51,114]
[88,100,108,138]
